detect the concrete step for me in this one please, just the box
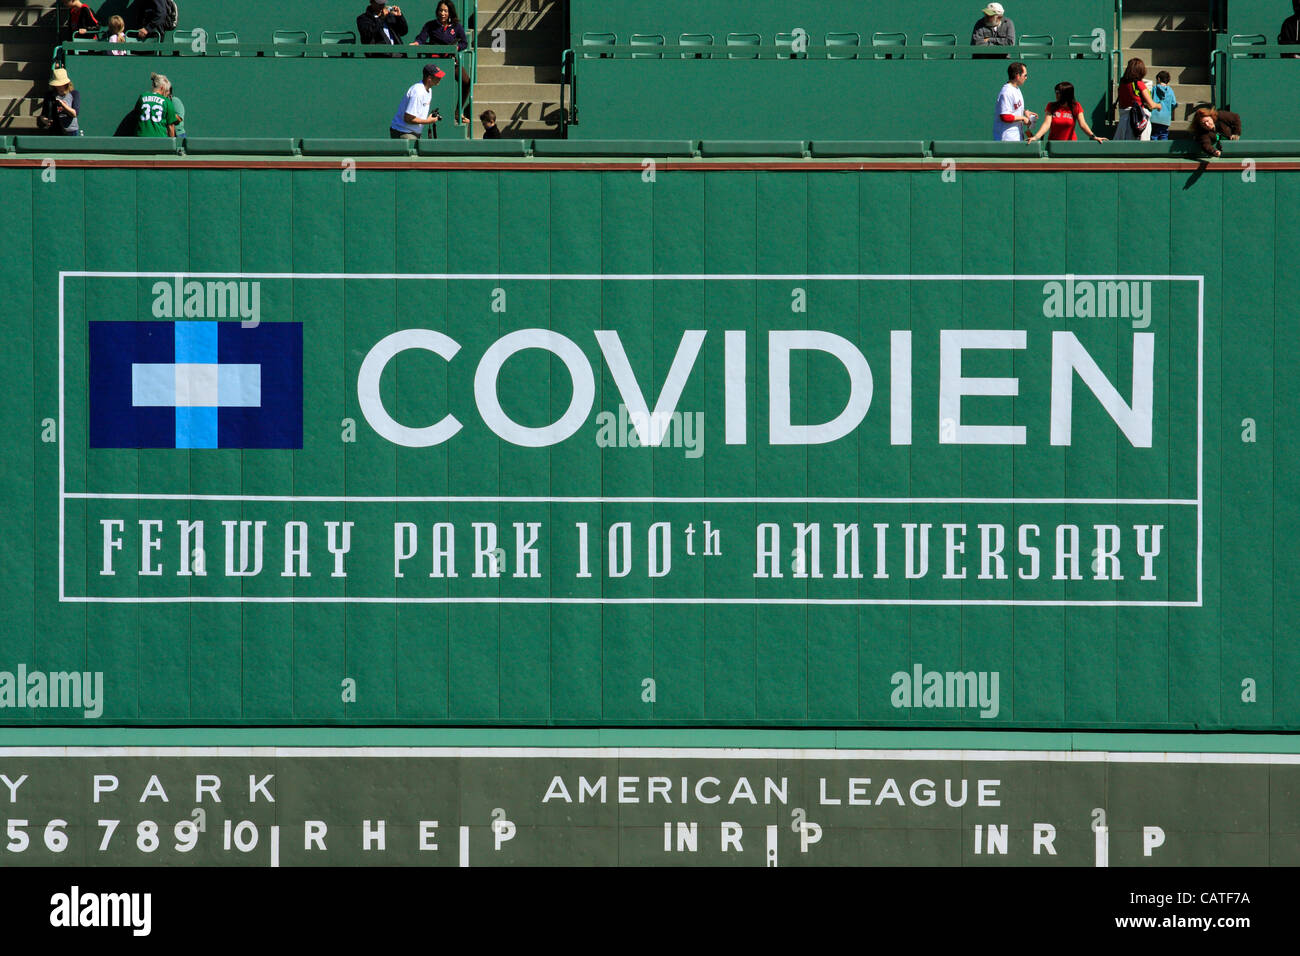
[1122,11,1212,32]
[0,94,40,129]
[477,97,564,127]
[476,63,562,83]
[1122,45,1210,82]
[1123,0,1211,12]
[474,80,565,101]
[476,0,561,32]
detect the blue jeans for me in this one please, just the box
[1151,123,1170,140]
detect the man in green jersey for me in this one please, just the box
[135,72,177,137]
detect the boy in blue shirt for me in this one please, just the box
[1150,71,1177,140]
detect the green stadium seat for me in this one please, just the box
[679,33,714,58]
[216,30,240,55]
[1068,33,1096,57]
[273,30,308,56]
[931,140,1045,158]
[531,139,697,157]
[826,32,860,58]
[700,139,807,157]
[810,140,929,158]
[1019,34,1053,59]
[13,136,181,154]
[182,137,300,155]
[299,138,415,156]
[871,32,907,59]
[630,33,665,59]
[417,139,531,156]
[0,136,12,154]
[922,33,956,59]
[582,32,616,58]
[1047,140,1197,157]
[321,30,356,55]
[171,29,205,55]
[775,32,801,59]
[726,33,761,58]
[1230,34,1266,57]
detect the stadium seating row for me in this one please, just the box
[1212,41,1300,137]
[9,136,1297,157]
[568,0,1115,49]
[574,33,1097,58]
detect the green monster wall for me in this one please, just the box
[0,163,1295,731]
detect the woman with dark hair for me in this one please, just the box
[411,0,472,120]
[1028,81,1106,142]
[1190,107,1242,158]
[1113,57,1159,140]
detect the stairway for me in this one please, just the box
[472,0,564,139]
[0,0,57,132]
[1120,0,1214,130]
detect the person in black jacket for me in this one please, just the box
[1280,0,1300,57]
[358,1,408,49]
[132,0,168,40]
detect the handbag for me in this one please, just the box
[1126,82,1149,136]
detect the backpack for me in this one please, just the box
[163,0,178,31]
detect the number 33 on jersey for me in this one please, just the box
[136,92,178,136]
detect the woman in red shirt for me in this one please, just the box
[1113,57,1159,140]
[1029,82,1107,142]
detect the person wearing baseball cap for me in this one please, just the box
[972,2,1016,56]
[390,63,444,139]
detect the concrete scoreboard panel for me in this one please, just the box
[0,165,1294,732]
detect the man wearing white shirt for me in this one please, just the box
[993,61,1036,141]
[390,64,444,139]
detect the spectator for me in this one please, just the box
[480,109,500,139]
[358,1,408,51]
[1149,70,1177,140]
[390,63,444,139]
[1028,81,1106,142]
[411,0,471,120]
[972,2,1015,56]
[1191,107,1242,158]
[992,61,1036,141]
[1113,57,1158,140]
[135,72,178,137]
[1280,0,1300,56]
[107,15,129,54]
[61,0,99,40]
[132,0,169,40]
[166,80,186,139]
[38,67,80,136]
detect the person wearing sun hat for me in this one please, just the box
[972,2,1016,49]
[38,67,80,136]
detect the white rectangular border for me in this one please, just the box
[0,747,1284,764]
[58,272,1204,608]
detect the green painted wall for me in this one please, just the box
[1224,59,1298,134]
[62,55,464,139]
[569,58,1110,141]
[569,0,1114,46]
[0,164,1295,732]
[1225,0,1290,36]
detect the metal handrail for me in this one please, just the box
[1210,47,1226,107]
[567,42,1103,60]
